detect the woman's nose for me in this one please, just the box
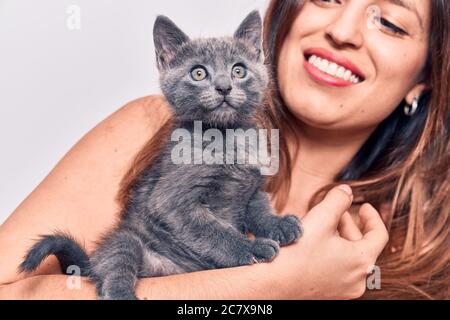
[324,5,364,49]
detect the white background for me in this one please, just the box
[0,0,269,224]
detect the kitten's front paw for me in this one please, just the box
[268,215,303,245]
[251,238,280,263]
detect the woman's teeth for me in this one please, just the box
[307,55,362,84]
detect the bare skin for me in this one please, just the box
[0,96,388,300]
[0,0,433,300]
[278,0,430,217]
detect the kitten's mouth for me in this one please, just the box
[217,100,236,110]
[207,100,239,127]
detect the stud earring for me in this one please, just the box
[404,96,419,116]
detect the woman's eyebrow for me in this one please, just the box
[387,0,424,31]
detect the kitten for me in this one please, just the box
[19,11,302,300]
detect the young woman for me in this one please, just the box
[0,0,448,299]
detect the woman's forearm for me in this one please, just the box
[0,274,96,300]
[0,263,287,300]
[137,263,285,300]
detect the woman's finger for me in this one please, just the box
[307,185,354,232]
[357,203,389,257]
[338,211,363,241]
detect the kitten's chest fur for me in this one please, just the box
[155,136,262,224]
[131,126,264,228]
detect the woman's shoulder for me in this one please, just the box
[71,94,173,174]
[124,95,171,116]
[91,95,173,154]
[0,95,172,284]
[113,95,172,131]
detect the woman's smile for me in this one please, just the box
[303,47,365,87]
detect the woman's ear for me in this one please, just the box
[405,83,429,104]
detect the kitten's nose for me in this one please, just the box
[216,86,232,96]
[214,76,232,96]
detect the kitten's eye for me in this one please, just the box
[232,64,247,79]
[190,66,208,81]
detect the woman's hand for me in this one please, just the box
[272,185,389,299]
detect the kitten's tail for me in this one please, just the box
[19,232,90,277]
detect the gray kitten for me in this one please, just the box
[19,11,302,300]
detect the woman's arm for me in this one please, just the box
[1,185,388,300]
[0,263,279,300]
[0,96,171,284]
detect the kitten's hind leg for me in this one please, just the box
[89,230,144,300]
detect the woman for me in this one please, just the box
[0,0,448,299]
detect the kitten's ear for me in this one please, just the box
[234,10,263,60]
[153,15,190,70]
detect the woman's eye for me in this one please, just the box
[232,64,247,78]
[379,17,408,36]
[312,0,342,5]
[313,0,408,37]
[190,66,208,81]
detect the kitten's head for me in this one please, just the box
[153,11,268,128]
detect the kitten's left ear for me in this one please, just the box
[153,15,190,70]
[234,10,263,60]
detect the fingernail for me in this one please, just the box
[338,184,353,196]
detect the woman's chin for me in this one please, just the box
[287,106,346,129]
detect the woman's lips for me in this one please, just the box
[303,59,358,87]
[302,47,366,88]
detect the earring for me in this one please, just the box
[404,96,419,116]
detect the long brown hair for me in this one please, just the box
[263,0,449,299]
[118,0,449,299]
